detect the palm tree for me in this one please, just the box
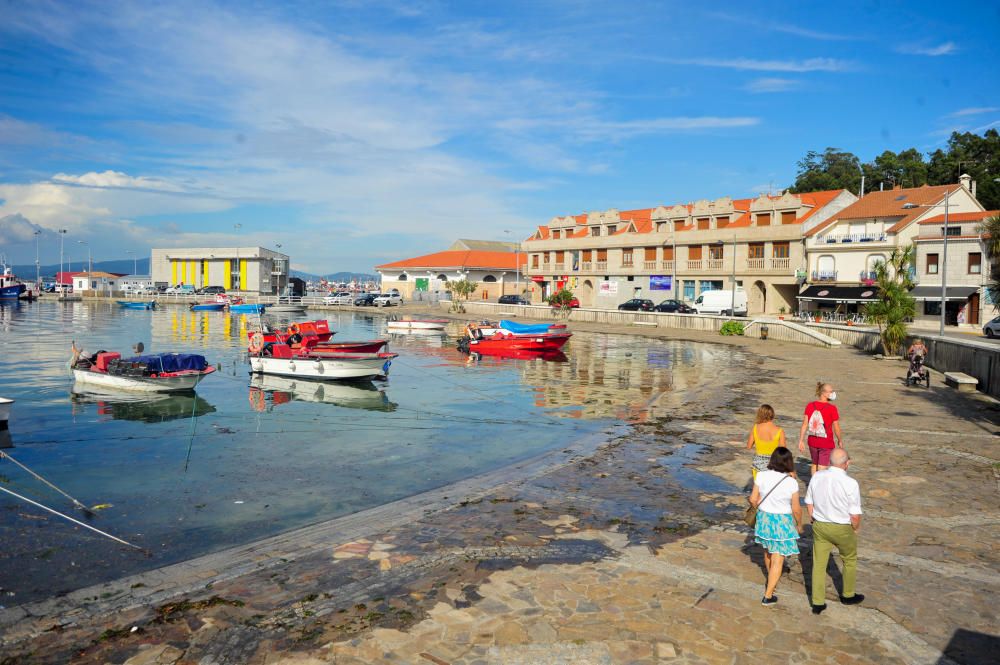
[978,214,1000,310]
[863,245,916,356]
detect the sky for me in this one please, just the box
[0,0,998,274]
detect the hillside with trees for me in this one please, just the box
[789,130,1000,210]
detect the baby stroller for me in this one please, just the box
[906,352,930,387]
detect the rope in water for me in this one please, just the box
[0,450,92,513]
[0,485,145,552]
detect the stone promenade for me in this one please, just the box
[1,323,997,664]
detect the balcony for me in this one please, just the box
[595,261,608,270]
[621,259,635,270]
[747,257,764,270]
[581,261,592,271]
[541,262,551,271]
[660,260,674,272]
[771,257,790,270]
[812,271,838,282]
[686,260,703,270]
[820,232,887,245]
[643,260,657,270]
[554,262,566,272]
[707,258,724,270]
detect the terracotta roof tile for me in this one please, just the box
[376,250,523,271]
[804,185,961,238]
[917,210,999,224]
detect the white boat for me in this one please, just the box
[386,318,448,331]
[0,397,12,428]
[249,375,395,411]
[269,304,308,313]
[249,350,397,380]
[71,350,216,393]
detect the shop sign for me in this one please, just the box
[650,275,672,291]
[599,280,618,295]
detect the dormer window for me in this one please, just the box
[552,230,561,240]
[606,225,617,235]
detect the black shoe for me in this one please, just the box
[811,603,827,615]
[840,594,865,605]
[761,595,778,606]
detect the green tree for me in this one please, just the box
[449,279,478,301]
[547,288,576,309]
[789,148,863,194]
[978,214,1000,310]
[863,246,916,356]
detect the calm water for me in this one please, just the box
[0,301,739,603]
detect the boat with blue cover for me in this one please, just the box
[70,344,215,393]
[230,303,268,314]
[190,302,226,311]
[458,320,571,355]
[498,320,565,334]
[118,301,156,310]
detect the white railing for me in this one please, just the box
[643,260,657,270]
[660,260,674,272]
[770,257,790,270]
[581,261,592,271]
[595,261,608,270]
[686,260,703,270]
[707,259,724,270]
[747,258,765,270]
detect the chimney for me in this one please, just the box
[959,173,972,191]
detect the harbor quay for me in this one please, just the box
[1,310,997,665]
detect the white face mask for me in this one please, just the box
[828,391,837,401]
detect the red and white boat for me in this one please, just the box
[457,320,571,355]
[254,320,386,355]
[248,336,397,380]
[386,318,449,331]
[70,346,215,393]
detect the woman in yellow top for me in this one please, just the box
[746,404,786,478]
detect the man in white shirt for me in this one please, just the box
[804,448,864,614]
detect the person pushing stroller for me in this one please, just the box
[906,339,930,386]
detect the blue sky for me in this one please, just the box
[0,0,997,273]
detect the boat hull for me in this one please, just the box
[72,368,214,393]
[230,304,268,314]
[118,301,156,310]
[0,284,26,300]
[269,305,308,313]
[0,397,12,424]
[249,353,396,380]
[465,332,571,353]
[306,340,388,354]
[386,319,448,330]
[191,303,226,311]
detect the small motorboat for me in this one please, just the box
[191,301,225,311]
[457,321,571,355]
[247,338,397,380]
[70,344,215,393]
[0,396,12,430]
[118,300,156,310]
[386,318,449,331]
[498,320,568,334]
[230,303,268,314]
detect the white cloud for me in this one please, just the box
[709,12,856,41]
[744,78,801,94]
[0,213,44,243]
[950,107,999,117]
[897,42,957,56]
[658,56,850,72]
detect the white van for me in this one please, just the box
[693,290,747,316]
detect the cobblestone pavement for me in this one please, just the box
[1,323,998,664]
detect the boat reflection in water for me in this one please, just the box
[71,385,217,423]
[248,375,396,412]
[467,349,568,363]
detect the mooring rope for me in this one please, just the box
[0,485,145,552]
[0,450,92,514]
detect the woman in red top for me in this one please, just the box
[797,382,842,475]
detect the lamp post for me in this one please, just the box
[126,250,137,277]
[58,229,67,292]
[714,236,738,315]
[33,230,42,292]
[234,223,242,293]
[904,191,952,337]
[78,240,92,275]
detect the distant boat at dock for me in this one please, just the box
[0,264,27,301]
[118,300,156,310]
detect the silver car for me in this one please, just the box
[983,316,1000,338]
[323,291,354,305]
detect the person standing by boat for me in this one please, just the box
[745,404,785,480]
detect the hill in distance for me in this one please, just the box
[10,258,151,277]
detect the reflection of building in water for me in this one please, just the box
[519,336,722,421]
[151,310,253,347]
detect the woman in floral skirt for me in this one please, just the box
[749,447,802,606]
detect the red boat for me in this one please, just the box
[301,340,388,354]
[469,349,568,362]
[457,322,571,355]
[261,319,334,344]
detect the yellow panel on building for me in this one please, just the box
[202,260,209,287]
[171,260,178,285]
[223,260,232,290]
[239,259,248,291]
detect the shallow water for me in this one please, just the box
[0,301,741,603]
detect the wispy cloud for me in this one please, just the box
[656,56,851,73]
[709,12,856,41]
[897,42,957,56]
[950,107,999,117]
[744,78,801,94]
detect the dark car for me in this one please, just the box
[618,298,654,312]
[355,293,379,306]
[653,299,694,313]
[498,294,530,305]
[197,286,226,295]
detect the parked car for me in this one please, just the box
[617,299,654,312]
[323,292,354,305]
[196,285,226,295]
[373,293,403,307]
[984,316,1000,338]
[355,293,379,306]
[692,290,748,316]
[653,299,694,313]
[498,295,530,305]
[164,284,196,295]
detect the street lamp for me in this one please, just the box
[33,230,42,292]
[58,229,67,292]
[126,250,137,277]
[904,190,953,337]
[78,240,92,275]
[714,236,738,316]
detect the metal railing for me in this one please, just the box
[707,259,724,270]
[820,233,887,245]
[811,271,838,282]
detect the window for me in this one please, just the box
[716,215,728,228]
[866,255,885,272]
[772,242,790,258]
[590,227,600,237]
[817,255,835,277]
[683,280,696,300]
[483,275,497,282]
[748,243,764,259]
[622,249,633,265]
[709,246,723,260]
[596,249,608,261]
[757,212,771,226]
[552,230,561,240]
[969,252,982,274]
[927,253,939,275]
[674,220,685,232]
[555,251,565,264]
[924,301,941,316]
[942,227,961,236]
[644,247,657,260]
[782,211,797,225]
[437,274,448,281]
[531,255,539,268]
[697,217,710,230]
[657,222,668,232]
[606,225,617,235]
[662,247,674,260]
[398,274,408,281]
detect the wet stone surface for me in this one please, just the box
[1,321,998,664]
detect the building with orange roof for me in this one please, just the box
[910,208,998,328]
[523,189,856,314]
[376,247,527,301]
[800,175,985,324]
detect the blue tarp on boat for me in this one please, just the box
[499,320,553,334]
[123,353,208,372]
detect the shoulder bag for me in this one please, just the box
[744,474,791,528]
